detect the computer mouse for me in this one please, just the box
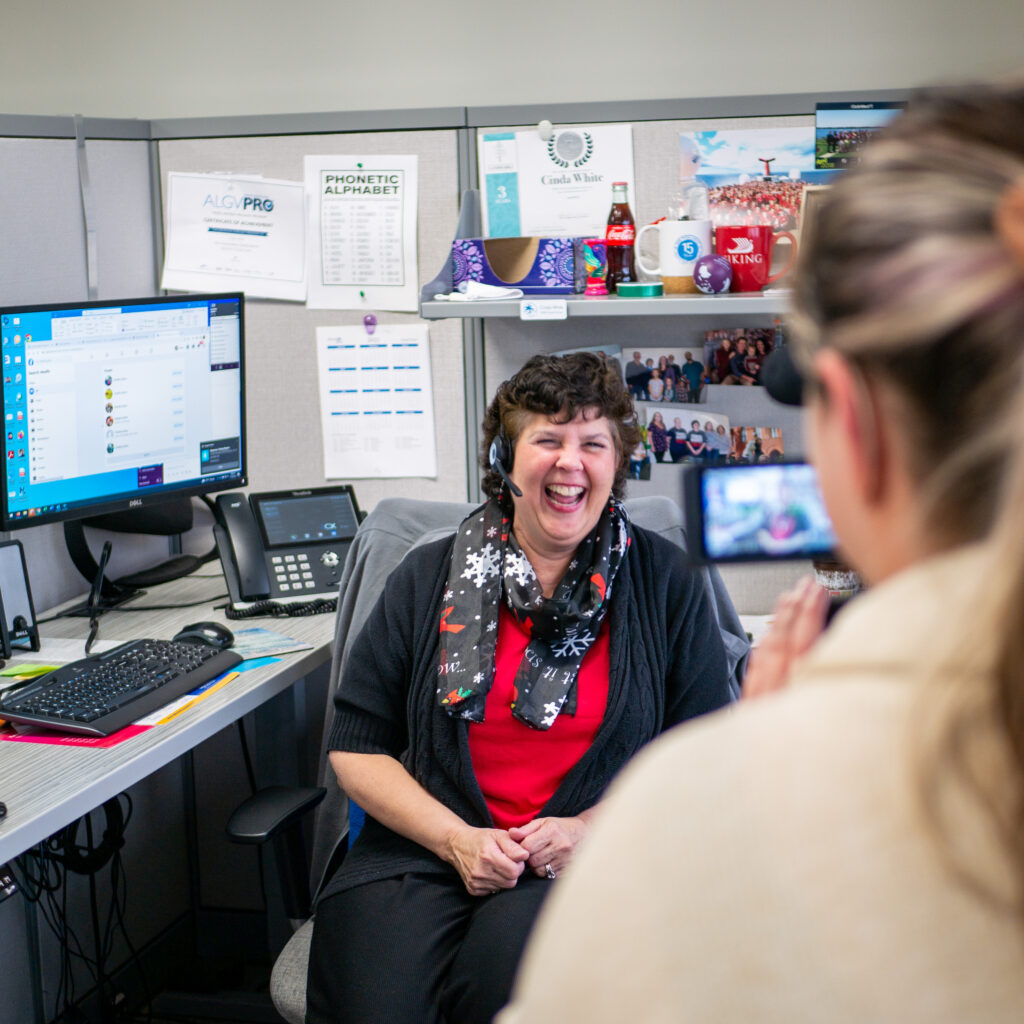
[172,621,235,650]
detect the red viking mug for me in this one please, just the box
[715,225,798,292]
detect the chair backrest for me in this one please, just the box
[307,495,749,898]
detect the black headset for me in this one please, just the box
[488,427,522,497]
[53,797,126,875]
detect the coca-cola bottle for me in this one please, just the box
[604,181,637,292]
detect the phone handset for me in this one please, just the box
[213,492,272,604]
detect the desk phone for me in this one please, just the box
[214,486,361,610]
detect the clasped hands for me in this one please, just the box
[446,816,587,897]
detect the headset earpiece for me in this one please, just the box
[488,430,511,475]
[489,428,522,497]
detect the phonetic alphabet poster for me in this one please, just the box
[315,323,437,479]
[305,155,419,312]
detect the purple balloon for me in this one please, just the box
[363,314,377,335]
[693,254,733,294]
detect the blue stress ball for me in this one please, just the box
[693,254,733,294]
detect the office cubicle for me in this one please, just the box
[0,90,904,1022]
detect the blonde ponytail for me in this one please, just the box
[790,79,1024,916]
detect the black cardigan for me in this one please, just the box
[320,523,731,901]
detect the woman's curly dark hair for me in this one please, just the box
[479,351,641,501]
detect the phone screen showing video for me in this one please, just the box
[700,462,836,562]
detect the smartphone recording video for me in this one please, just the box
[682,460,836,564]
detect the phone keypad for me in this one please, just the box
[272,551,317,594]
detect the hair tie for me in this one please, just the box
[994,179,1024,272]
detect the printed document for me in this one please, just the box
[305,155,419,311]
[161,173,306,300]
[316,323,436,479]
[480,124,635,239]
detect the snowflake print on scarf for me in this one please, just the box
[503,549,537,589]
[462,543,501,589]
[550,626,595,659]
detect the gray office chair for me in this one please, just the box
[227,495,750,1024]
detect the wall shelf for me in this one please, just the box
[420,291,790,320]
[419,191,791,322]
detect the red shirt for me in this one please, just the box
[468,604,610,830]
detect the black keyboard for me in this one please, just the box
[0,639,243,738]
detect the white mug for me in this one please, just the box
[636,219,713,293]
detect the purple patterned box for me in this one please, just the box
[450,236,585,294]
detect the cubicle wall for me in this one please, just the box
[0,112,474,613]
[0,91,910,612]
[462,92,910,608]
[151,114,473,916]
[0,122,179,612]
[155,118,470,510]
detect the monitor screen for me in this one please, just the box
[0,293,247,531]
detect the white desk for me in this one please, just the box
[0,570,336,866]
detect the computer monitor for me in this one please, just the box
[0,293,247,607]
[0,292,246,532]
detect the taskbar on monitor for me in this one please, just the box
[5,471,244,524]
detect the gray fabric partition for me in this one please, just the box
[0,134,181,611]
[476,113,807,463]
[156,130,468,510]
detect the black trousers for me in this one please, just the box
[305,870,553,1024]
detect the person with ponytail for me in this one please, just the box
[306,351,734,1024]
[499,79,1024,1022]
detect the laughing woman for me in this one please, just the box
[305,351,733,1024]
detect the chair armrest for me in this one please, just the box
[227,786,328,923]
[227,785,326,845]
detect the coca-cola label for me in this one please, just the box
[606,224,635,245]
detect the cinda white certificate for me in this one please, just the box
[305,155,419,312]
[161,173,306,301]
[316,323,437,479]
[480,124,635,239]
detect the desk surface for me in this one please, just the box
[0,570,336,865]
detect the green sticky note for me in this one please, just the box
[0,663,58,678]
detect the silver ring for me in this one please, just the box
[545,863,557,880]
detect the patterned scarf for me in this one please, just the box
[437,498,630,730]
